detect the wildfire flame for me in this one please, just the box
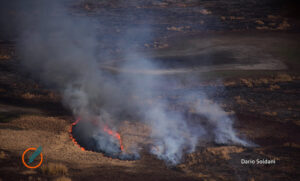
[69,118,124,152]
[103,125,124,151]
[69,118,85,151]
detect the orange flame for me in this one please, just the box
[103,125,124,151]
[69,118,86,151]
[72,118,80,126]
[69,118,124,152]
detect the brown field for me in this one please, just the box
[0,0,300,180]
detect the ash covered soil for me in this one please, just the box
[1,0,300,181]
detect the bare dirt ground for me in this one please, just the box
[0,0,300,181]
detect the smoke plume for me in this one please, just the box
[16,0,252,164]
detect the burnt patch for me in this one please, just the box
[71,121,140,161]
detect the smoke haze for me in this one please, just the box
[15,0,253,164]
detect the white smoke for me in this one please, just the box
[120,57,253,164]
[16,0,253,164]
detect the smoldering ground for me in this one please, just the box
[12,0,254,164]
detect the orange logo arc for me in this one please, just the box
[22,147,43,169]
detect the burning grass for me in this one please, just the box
[69,119,139,160]
[103,125,124,151]
[69,119,86,151]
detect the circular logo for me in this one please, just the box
[22,147,43,169]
